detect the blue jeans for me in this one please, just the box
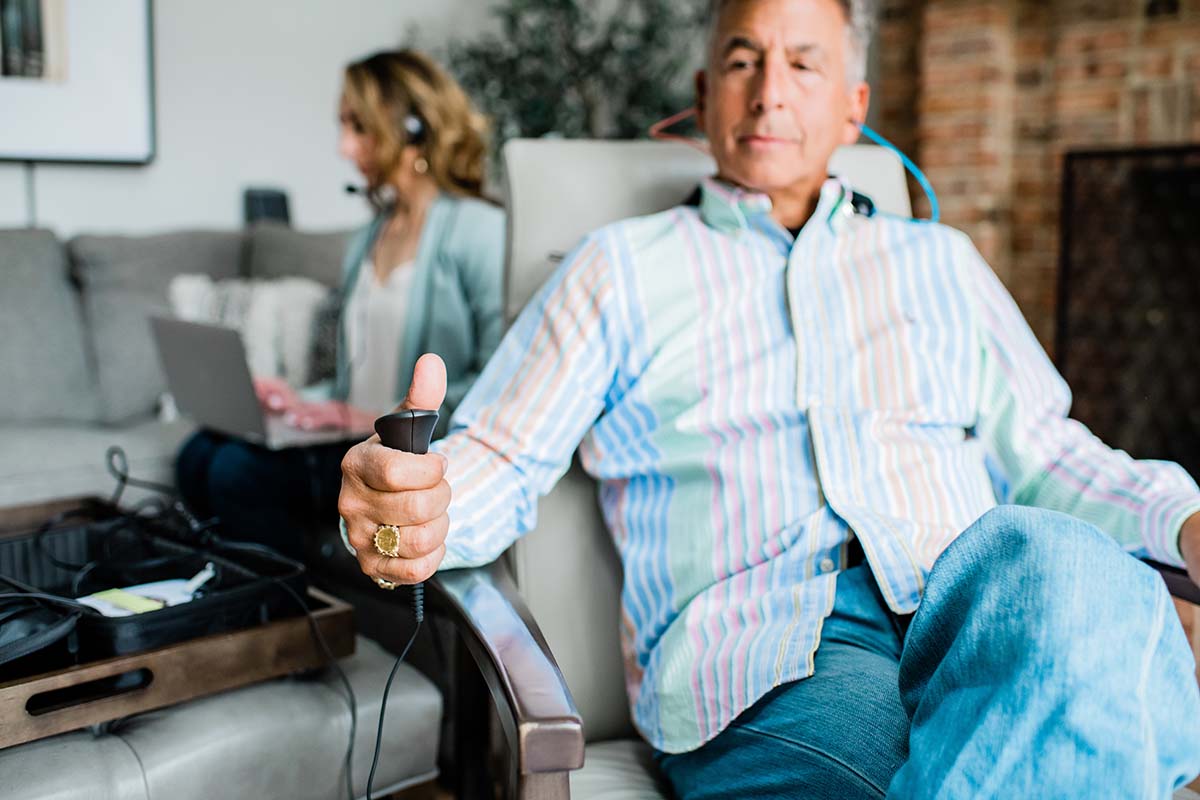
[657,506,1200,798]
[175,430,350,561]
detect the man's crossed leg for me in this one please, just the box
[658,506,1200,799]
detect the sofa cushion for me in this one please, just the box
[0,229,98,424]
[119,636,440,799]
[246,223,350,288]
[0,418,195,508]
[0,729,149,800]
[69,232,245,424]
[0,637,440,800]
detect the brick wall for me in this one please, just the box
[877,0,1200,350]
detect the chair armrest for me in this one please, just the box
[430,560,585,776]
[1143,559,1200,605]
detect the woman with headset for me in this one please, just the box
[175,49,505,560]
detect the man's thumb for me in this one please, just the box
[400,353,447,412]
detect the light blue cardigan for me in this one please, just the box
[330,194,505,434]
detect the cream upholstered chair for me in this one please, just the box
[432,140,912,800]
[429,140,1200,800]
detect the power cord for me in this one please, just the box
[275,578,361,800]
[366,586,422,800]
[197,519,424,800]
[17,447,378,800]
[117,446,427,800]
[0,588,89,666]
[0,591,95,612]
[17,446,431,800]
[209,535,360,800]
[105,446,176,507]
[218,536,425,800]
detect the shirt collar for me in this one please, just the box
[698,175,856,239]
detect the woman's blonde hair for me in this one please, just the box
[342,49,490,203]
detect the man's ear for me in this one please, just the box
[694,69,708,135]
[841,81,871,144]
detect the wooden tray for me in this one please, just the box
[0,498,356,749]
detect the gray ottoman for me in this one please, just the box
[0,636,441,799]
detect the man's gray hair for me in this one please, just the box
[706,0,876,86]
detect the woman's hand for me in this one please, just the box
[284,400,376,432]
[253,376,299,414]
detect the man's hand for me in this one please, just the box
[338,354,450,586]
[1180,511,1200,587]
[253,376,298,414]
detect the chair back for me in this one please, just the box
[501,139,911,742]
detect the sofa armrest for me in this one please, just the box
[430,561,585,777]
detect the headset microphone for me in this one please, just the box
[344,114,424,199]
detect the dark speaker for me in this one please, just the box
[243,187,290,226]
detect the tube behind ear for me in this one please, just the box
[647,108,712,157]
[855,122,940,224]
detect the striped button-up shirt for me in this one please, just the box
[434,175,1200,753]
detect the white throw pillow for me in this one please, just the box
[167,273,334,387]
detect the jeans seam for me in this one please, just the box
[733,721,889,798]
[1135,585,1168,800]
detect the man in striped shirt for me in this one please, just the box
[339,0,1200,795]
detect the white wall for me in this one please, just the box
[0,0,494,237]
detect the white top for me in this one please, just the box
[344,258,416,414]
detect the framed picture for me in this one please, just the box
[0,0,154,164]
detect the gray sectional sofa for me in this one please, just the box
[0,224,447,799]
[0,224,348,507]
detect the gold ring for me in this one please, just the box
[374,524,402,558]
[375,576,399,590]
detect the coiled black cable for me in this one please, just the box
[15,447,370,800]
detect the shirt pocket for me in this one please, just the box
[821,273,977,425]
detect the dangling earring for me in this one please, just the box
[413,156,429,175]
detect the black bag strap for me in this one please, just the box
[0,609,80,666]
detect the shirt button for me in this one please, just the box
[819,557,836,574]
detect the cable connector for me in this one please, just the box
[411,583,424,625]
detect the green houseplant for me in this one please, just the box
[444,0,707,144]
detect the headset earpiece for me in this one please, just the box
[404,113,426,145]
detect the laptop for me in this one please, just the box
[150,316,371,449]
